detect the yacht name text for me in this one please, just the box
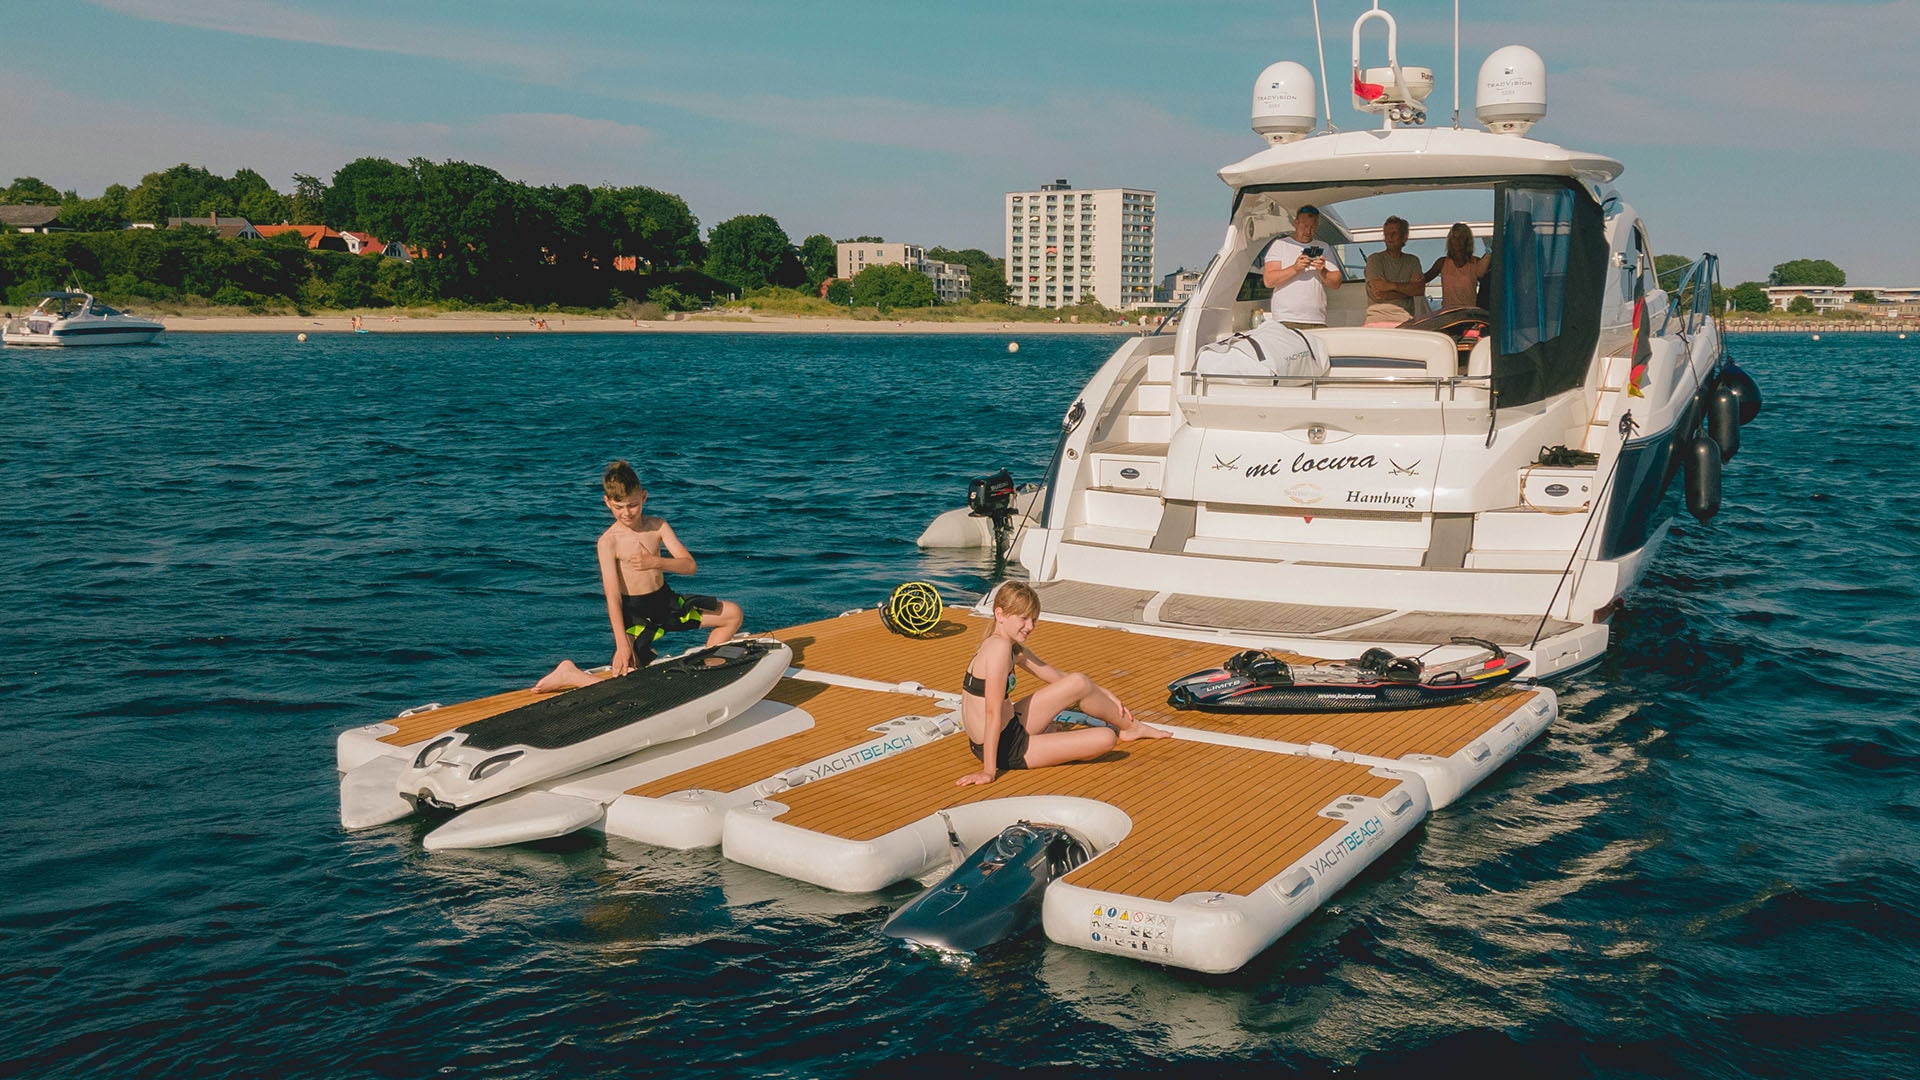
[1246,453,1378,478]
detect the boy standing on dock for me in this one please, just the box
[533,461,744,691]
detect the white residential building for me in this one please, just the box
[1004,179,1155,309]
[1157,266,1203,304]
[835,241,972,303]
[1764,284,1920,314]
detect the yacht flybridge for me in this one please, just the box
[993,6,1759,679]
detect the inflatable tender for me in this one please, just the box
[397,639,790,810]
[1167,638,1528,713]
[915,485,1045,549]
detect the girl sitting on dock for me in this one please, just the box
[957,582,1169,786]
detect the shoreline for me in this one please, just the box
[151,312,1917,337]
[157,312,1143,335]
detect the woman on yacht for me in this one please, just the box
[1425,222,1492,309]
[956,582,1169,787]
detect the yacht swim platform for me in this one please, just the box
[338,609,1555,970]
[1025,578,1584,649]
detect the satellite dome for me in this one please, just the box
[1252,61,1317,145]
[1476,46,1547,135]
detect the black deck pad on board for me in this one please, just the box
[459,641,778,751]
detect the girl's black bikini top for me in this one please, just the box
[961,643,1023,698]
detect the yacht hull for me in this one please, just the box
[3,325,164,346]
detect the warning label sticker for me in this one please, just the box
[1087,903,1175,957]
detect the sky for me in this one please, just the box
[3,0,1916,285]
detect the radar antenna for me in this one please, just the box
[1351,4,1434,129]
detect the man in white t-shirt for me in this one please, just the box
[1262,204,1344,329]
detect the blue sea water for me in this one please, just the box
[3,330,1918,1079]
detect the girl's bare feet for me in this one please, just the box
[1116,705,1172,741]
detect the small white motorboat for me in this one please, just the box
[2,291,165,346]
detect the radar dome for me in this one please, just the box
[1252,61,1316,145]
[1476,46,1547,135]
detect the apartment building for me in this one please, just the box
[835,241,972,303]
[1764,284,1920,314]
[1004,179,1155,309]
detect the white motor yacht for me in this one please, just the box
[333,3,1760,975]
[957,7,1760,680]
[2,291,165,346]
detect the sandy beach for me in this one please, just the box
[160,311,1143,335]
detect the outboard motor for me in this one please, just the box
[881,821,1090,957]
[965,468,1021,560]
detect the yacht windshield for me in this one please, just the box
[1488,180,1607,405]
[1496,187,1573,352]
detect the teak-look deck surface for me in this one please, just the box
[740,611,1539,901]
[770,610,1526,759]
[769,732,1398,901]
[367,611,1532,902]
[625,680,942,799]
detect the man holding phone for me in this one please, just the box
[1262,204,1344,329]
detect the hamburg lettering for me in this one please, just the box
[1346,490,1416,509]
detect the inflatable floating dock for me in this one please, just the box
[337,607,1555,972]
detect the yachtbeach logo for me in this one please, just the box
[790,734,916,783]
[1308,815,1384,877]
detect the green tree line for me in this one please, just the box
[1655,252,1864,316]
[2,163,998,312]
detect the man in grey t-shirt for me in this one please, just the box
[1363,215,1426,325]
[1262,205,1343,329]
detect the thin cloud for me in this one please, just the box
[81,0,619,85]
[0,69,659,196]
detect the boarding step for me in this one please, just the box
[1125,411,1174,443]
[1068,523,1157,549]
[1052,540,1569,615]
[1088,439,1168,457]
[1464,549,1577,570]
[1090,450,1165,490]
[1589,391,1623,423]
[1183,535,1429,567]
[1131,383,1172,413]
[1146,352,1176,383]
[1081,487,1165,532]
[1476,506,1591,548]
